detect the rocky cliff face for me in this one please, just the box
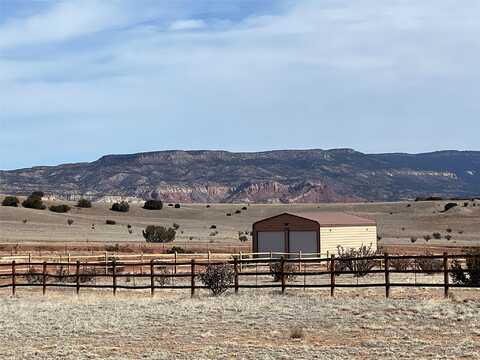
[1,149,480,203]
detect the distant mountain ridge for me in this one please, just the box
[1,149,480,203]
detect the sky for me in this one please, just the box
[1,0,480,170]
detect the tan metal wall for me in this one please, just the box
[320,226,377,255]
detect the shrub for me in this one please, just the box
[210,225,217,229]
[168,203,173,207]
[127,224,132,229]
[22,192,46,210]
[25,267,43,284]
[270,261,297,282]
[451,249,480,286]
[106,219,116,225]
[290,327,305,340]
[445,235,452,241]
[239,235,248,242]
[206,204,211,208]
[154,266,172,286]
[174,203,181,209]
[77,199,92,208]
[410,236,417,243]
[172,223,180,230]
[142,225,176,243]
[67,219,74,226]
[424,235,432,242]
[377,235,383,241]
[143,199,163,210]
[242,206,248,210]
[446,228,453,233]
[443,203,458,212]
[199,263,234,296]
[22,219,28,224]
[111,201,129,212]
[226,213,232,216]
[166,246,186,254]
[415,252,443,274]
[209,231,218,237]
[336,244,377,277]
[49,204,71,213]
[2,196,19,207]
[389,255,413,271]
[432,232,442,239]
[235,210,241,214]
[464,202,469,207]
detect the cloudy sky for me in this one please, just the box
[1,0,479,169]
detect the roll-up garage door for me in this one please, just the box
[257,231,285,256]
[289,231,318,256]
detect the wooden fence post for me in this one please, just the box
[234,257,239,294]
[11,261,16,296]
[150,259,155,297]
[67,253,71,275]
[112,259,117,296]
[191,259,196,298]
[384,253,390,298]
[280,256,286,294]
[104,252,108,275]
[443,252,449,298]
[76,261,80,295]
[174,252,177,275]
[239,251,243,272]
[28,253,31,271]
[330,255,335,297]
[42,261,47,296]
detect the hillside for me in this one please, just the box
[1,149,480,203]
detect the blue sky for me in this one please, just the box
[1,0,480,170]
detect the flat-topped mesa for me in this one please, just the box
[1,149,480,203]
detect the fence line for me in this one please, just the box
[0,253,478,298]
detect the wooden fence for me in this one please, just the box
[0,253,478,298]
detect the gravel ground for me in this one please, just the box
[1,289,480,359]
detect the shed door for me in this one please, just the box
[289,231,318,256]
[257,231,285,256]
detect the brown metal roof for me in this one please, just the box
[289,212,376,227]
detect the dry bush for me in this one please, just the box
[154,266,172,286]
[290,327,305,340]
[336,244,377,277]
[199,263,234,296]
[269,262,297,282]
[432,232,442,240]
[67,219,74,226]
[25,267,43,284]
[451,249,480,286]
[389,256,413,271]
[415,253,443,274]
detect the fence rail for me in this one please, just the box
[0,253,478,298]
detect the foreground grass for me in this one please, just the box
[0,290,479,359]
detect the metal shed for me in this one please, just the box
[252,212,377,256]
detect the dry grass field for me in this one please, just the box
[1,288,479,359]
[1,196,480,254]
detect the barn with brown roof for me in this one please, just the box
[252,212,377,256]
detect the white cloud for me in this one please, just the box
[169,19,206,31]
[1,0,480,169]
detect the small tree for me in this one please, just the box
[142,225,176,243]
[239,235,248,242]
[22,192,46,210]
[451,249,480,286]
[67,219,74,226]
[111,201,129,212]
[143,199,163,210]
[172,223,180,230]
[77,199,92,208]
[49,204,71,213]
[2,196,19,207]
[199,263,234,296]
